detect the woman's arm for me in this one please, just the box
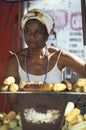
[59,50,86,77]
[6,55,20,112]
[6,55,20,84]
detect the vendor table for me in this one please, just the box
[0,91,86,130]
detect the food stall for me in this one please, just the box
[0,77,86,130]
[0,0,86,130]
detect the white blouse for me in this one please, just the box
[10,50,62,83]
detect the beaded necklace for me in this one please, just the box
[25,46,49,83]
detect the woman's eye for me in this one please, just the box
[24,29,45,36]
[35,30,44,35]
[24,29,30,34]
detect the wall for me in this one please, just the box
[0,1,20,111]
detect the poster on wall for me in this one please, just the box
[26,0,84,59]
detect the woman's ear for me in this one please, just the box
[45,33,49,42]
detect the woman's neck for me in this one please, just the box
[27,46,48,58]
[25,46,49,82]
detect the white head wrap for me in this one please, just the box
[21,9,54,34]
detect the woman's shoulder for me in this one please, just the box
[16,48,27,62]
[16,48,27,56]
[48,46,60,53]
[8,48,27,62]
[48,46,66,59]
[48,46,75,63]
[48,46,74,56]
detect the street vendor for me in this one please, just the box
[6,9,86,113]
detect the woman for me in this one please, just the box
[6,9,85,112]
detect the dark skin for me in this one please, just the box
[6,19,86,113]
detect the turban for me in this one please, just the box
[21,9,54,34]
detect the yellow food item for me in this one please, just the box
[62,80,72,91]
[69,116,77,125]
[81,128,86,130]
[0,125,8,130]
[18,119,22,127]
[0,112,6,120]
[53,83,66,92]
[84,114,86,121]
[73,79,86,92]
[76,114,84,123]
[69,114,84,125]
[9,83,19,92]
[82,85,86,93]
[24,83,53,92]
[8,119,18,129]
[4,76,15,85]
[73,79,86,89]
[15,113,21,120]
[1,85,9,91]
[70,121,86,130]
[65,108,80,122]
[19,82,27,89]
[3,111,16,124]
[73,87,82,92]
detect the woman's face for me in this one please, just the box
[24,19,49,50]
